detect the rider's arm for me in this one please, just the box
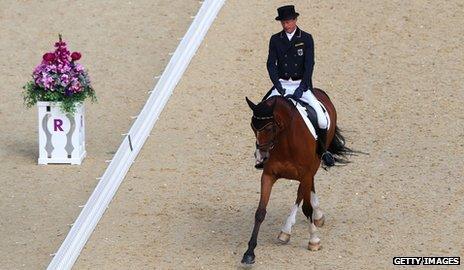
[300,34,315,91]
[266,36,282,90]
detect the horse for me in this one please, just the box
[241,88,351,265]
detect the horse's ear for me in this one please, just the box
[245,97,256,111]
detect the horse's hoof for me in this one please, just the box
[308,241,321,251]
[277,231,291,244]
[241,253,255,266]
[314,215,325,227]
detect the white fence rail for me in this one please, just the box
[47,1,225,269]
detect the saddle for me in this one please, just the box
[299,100,319,133]
[290,98,330,140]
[262,86,330,139]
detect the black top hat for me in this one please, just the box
[275,5,299,21]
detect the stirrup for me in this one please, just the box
[321,151,335,167]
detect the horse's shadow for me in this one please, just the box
[3,136,38,164]
[189,198,303,267]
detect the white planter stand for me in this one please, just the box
[37,101,86,165]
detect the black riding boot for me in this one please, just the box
[317,128,335,167]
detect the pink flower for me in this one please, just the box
[44,64,57,73]
[33,63,46,74]
[74,63,84,72]
[41,74,54,90]
[71,52,81,61]
[60,74,70,86]
[43,52,56,62]
[57,63,71,73]
[29,35,93,95]
[70,78,82,93]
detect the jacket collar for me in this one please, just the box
[279,27,302,39]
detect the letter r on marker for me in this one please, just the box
[54,119,64,131]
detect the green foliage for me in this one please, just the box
[23,80,97,114]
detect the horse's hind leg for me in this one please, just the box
[302,181,321,251]
[311,186,325,228]
[277,184,303,244]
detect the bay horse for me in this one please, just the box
[241,88,351,265]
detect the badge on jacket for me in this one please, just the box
[297,48,303,56]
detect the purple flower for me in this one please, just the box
[60,74,70,86]
[41,74,54,90]
[45,64,57,73]
[28,36,93,96]
[74,63,84,72]
[57,63,71,74]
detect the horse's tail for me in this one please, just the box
[328,126,354,164]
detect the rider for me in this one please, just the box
[266,5,335,167]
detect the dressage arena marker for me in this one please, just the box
[47,1,225,269]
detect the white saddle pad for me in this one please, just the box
[289,98,330,140]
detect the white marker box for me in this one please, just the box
[37,102,86,165]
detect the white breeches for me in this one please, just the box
[267,79,328,129]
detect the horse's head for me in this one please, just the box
[246,97,282,152]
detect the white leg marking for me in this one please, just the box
[311,191,323,221]
[308,222,320,244]
[281,203,299,234]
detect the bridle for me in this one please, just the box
[251,115,277,151]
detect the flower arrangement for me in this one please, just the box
[23,34,96,114]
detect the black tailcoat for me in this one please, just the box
[266,27,315,90]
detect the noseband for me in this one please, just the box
[251,115,277,151]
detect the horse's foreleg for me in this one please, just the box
[241,173,275,265]
[302,181,321,251]
[277,183,303,244]
[311,186,325,227]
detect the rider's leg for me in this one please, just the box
[300,90,335,167]
[300,90,327,129]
